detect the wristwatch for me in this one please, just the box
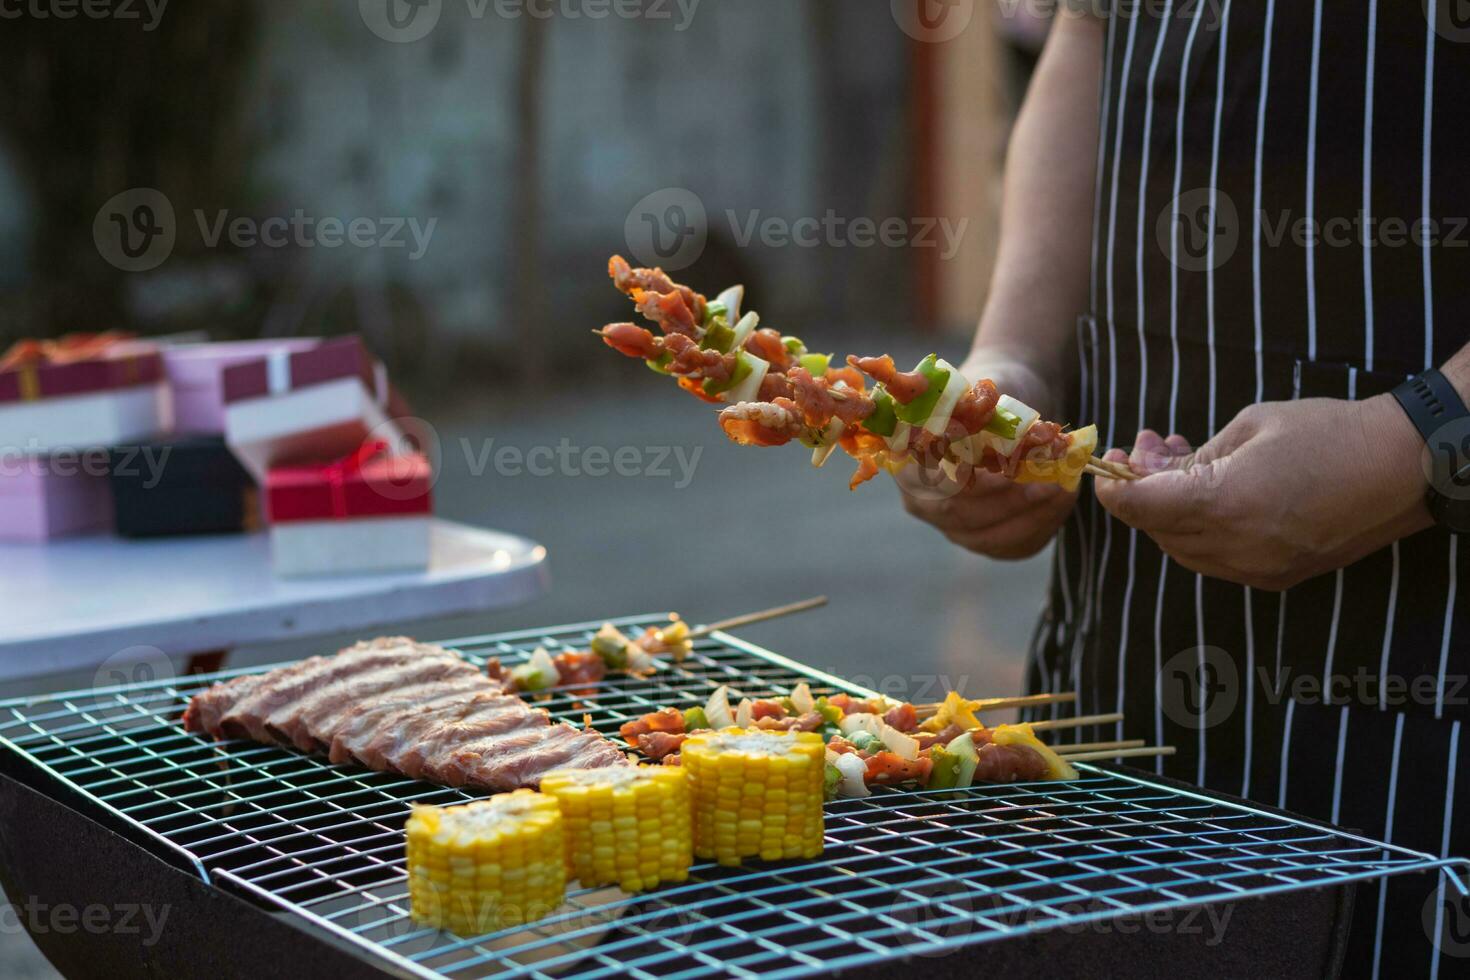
[1392,368,1470,533]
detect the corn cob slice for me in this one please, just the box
[540,765,692,892]
[406,790,566,936]
[682,728,825,867]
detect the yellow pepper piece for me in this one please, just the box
[919,690,983,734]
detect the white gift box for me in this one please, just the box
[222,336,411,482]
[0,385,165,455]
[270,516,432,578]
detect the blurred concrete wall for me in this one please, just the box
[239,0,914,361]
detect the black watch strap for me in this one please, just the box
[1392,368,1470,441]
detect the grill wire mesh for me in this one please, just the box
[2,615,1467,980]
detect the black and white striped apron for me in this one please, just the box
[1025,4,1470,976]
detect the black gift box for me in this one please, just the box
[108,435,258,538]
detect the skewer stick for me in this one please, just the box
[1053,739,1145,755]
[916,691,1076,718]
[1088,456,1140,481]
[1060,745,1176,763]
[687,596,829,641]
[1025,711,1124,731]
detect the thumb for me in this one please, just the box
[1094,457,1219,532]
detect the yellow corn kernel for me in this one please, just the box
[540,765,692,892]
[681,728,825,867]
[406,790,565,936]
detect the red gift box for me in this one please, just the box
[0,335,163,405]
[266,442,432,524]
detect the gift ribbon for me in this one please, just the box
[325,440,391,518]
[17,366,39,402]
[266,350,292,395]
[2,333,136,401]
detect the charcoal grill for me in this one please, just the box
[2,616,1466,979]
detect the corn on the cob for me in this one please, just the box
[681,728,825,867]
[540,765,692,892]
[405,790,566,935]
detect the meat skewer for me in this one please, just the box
[597,256,1135,491]
[615,685,1170,796]
[500,597,829,693]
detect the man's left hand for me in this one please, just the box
[1094,395,1435,590]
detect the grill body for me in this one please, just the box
[1,617,1464,979]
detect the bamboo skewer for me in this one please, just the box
[1026,711,1125,732]
[1053,739,1145,755]
[916,691,1076,719]
[1088,456,1140,481]
[687,596,828,641]
[1061,745,1176,764]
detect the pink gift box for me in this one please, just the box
[0,455,113,542]
[163,339,319,436]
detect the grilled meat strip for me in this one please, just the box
[182,637,628,790]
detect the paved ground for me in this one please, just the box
[0,363,1053,975]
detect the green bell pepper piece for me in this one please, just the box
[814,697,843,726]
[777,697,798,715]
[849,730,880,753]
[510,663,552,692]
[590,626,630,669]
[892,354,950,425]
[861,389,899,438]
[703,351,754,397]
[926,747,963,789]
[783,335,806,354]
[799,353,831,376]
[820,724,844,742]
[646,351,674,375]
[702,316,735,354]
[824,762,842,799]
[702,300,727,327]
[985,405,1021,440]
[683,705,710,731]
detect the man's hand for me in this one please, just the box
[898,353,1078,560]
[1094,395,1434,590]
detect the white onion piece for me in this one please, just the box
[735,698,754,728]
[527,647,560,686]
[838,712,883,736]
[729,311,760,352]
[714,285,744,325]
[790,683,816,714]
[834,752,870,798]
[705,685,735,729]
[810,418,846,467]
[884,420,912,455]
[921,359,968,436]
[722,353,769,404]
[879,724,920,761]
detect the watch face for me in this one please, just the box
[1430,484,1470,533]
[1422,418,1470,512]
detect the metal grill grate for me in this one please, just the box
[2,616,1467,979]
